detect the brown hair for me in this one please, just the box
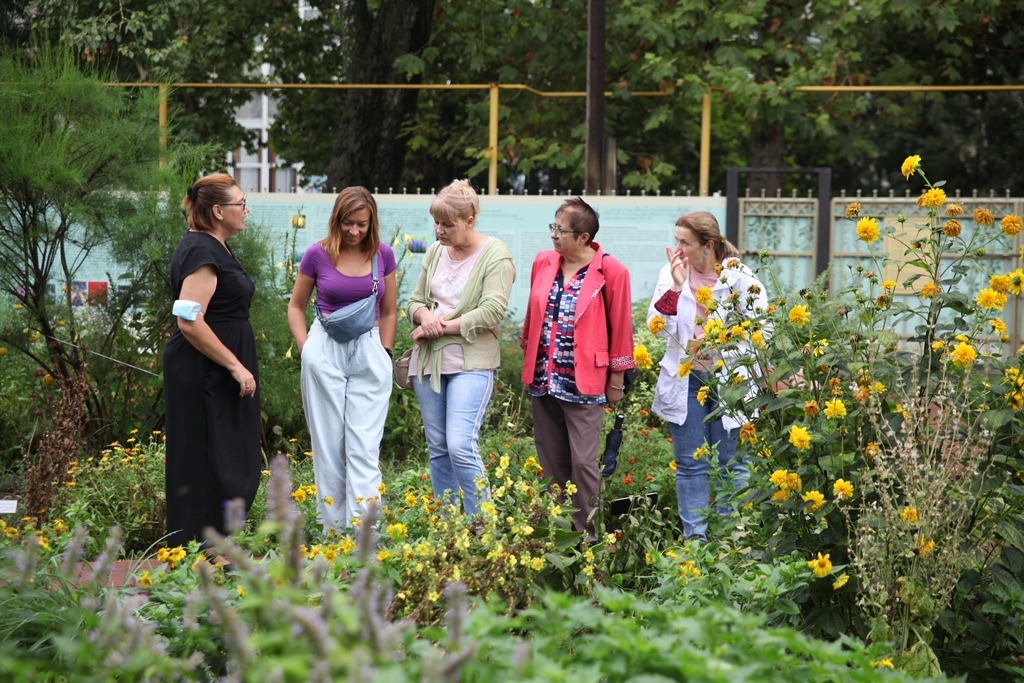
[180,173,238,233]
[675,210,740,262]
[321,186,380,260]
[430,179,480,226]
[557,196,600,244]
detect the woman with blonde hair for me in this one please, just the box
[289,186,398,533]
[164,173,262,547]
[647,210,767,540]
[407,179,515,514]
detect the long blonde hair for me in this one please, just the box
[321,186,380,260]
[676,211,739,262]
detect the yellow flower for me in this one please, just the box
[901,507,919,524]
[833,479,854,500]
[738,422,757,445]
[823,398,847,420]
[872,658,895,669]
[990,318,1007,335]
[943,219,962,237]
[788,425,812,451]
[1008,269,1024,295]
[832,573,850,590]
[696,385,709,406]
[919,538,935,555]
[377,482,386,495]
[844,202,861,219]
[291,488,307,503]
[951,341,977,369]
[872,381,885,394]
[751,330,765,347]
[565,482,578,495]
[634,344,653,370]
[807,552,832,578]
[802,490,825,513]
[788,304,810,327]
[693,444,711,460]
[648,315,665,336]
[773,490,791,501]
[237,585,247,597]
[376,549,390,561]
[323,496,334,507]
[974,208,995,227]
[917,188,946,209]
[855,217,880,244]
[386,523,409,541]
[530,557,545,570]
[703,319,724,339]
[864,442,880,459]
[920,282,941,299]
[695,287,714,308]
[139,571,153,587]
[677,360,693,378]
[1001,214,1023,236]
[901,155,921,179]
[945,202,964,217]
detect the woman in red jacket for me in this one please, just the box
[520,197,636,543]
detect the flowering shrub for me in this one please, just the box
[691,154,1024,671]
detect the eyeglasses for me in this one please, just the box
[222,198,247,208]
[548,223,576,237]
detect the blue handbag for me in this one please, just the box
[315,256,379,343]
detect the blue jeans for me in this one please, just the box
[668,371,748,540]
[414,370,493,514]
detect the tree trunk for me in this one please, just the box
[747,119,786,196]
[325,0,435,192]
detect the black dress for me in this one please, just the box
[163,231,262,547]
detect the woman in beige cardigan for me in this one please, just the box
[406,180,515,514]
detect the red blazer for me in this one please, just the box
[520,242,636,396]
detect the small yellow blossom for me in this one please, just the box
[677,360,693,378]
[833,479,854,500]
[823,398,847,420]
[695,287,714,308]
[856,217,880,244]
[634,344,653,370]
[696,385,709,406]
[1001,214,1023,236]
[881,279,896,291]
[901,155,921,179]
[918,188,946,209]
[872,658,894,668]
[901,507,919,524]
[788,304,810,327]
[919,538,935,555]
[844,202,861,218]
[807,552,832,578]
[951,341,977,369]
[788,424,812,451]
[920,282,941,299]
[647,315,665,336]
[864,442,880,459]
[802,490,825,513]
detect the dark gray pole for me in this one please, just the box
[585,0,606,195]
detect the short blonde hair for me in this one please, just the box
[430,179,480,226]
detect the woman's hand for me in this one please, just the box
[414,309,447,339]
[606,384,625,407]
[665,246,689,289]
[230,364,258,398]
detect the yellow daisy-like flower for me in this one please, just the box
[376,549,390,561]
[901,155,921,179]
[943,219,962,238]
[692,444,711,460]
[1008,269,1024,295]
[648,315,666,336]
[291,488,307,503]
[872,658,895,669]
[917,188,946,209]
[901,507,919,524]
[696,385,709,406]
[788,304,810,327]
[833,478,854,500]
[976,288,1006,311]
[802,490,825,513]
[695,287,714,308]
[738,422,757,445]
[807,552,832,578]
[945,202,964,217]
[919,538,935,555]
[974,208,995,227]
[844,202,861,219]
[788,424,812,451]
[990,274,1011,294]
[855,217,880,244]
[920,282,941,299]
[139,571,153,587]
[677,360,693,378]
[864,442,880,459]
[951,341,977,369]
[772,490,791,501]
[633,344,653,370]
[881,279,896,291]
[823,398,847,419]
[990,318,1007,335]
[832,573,850,590]
[751,330,765,347]
[703,319,724,339]
[1001,214,1023,236]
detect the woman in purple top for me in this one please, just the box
[288,186,398,534]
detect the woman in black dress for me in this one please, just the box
[163,173,262,547]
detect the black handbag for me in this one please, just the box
[315,257,378,343]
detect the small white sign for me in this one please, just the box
[0,500,18,514]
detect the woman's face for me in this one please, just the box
[550,210,586,256]
[220,188,250,235]
[339,208,372,248]
[434,214,474,248]
[674,226,712,271]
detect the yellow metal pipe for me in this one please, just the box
[489,84,499,195]
[159,83,168,167]
[796,84,1024,93]
[699,92,711,197]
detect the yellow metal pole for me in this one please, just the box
[488,83,499,195]
[159,83,168,167]
[699,92,711,196]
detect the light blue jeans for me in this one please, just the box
[413,370,493,514]
[668,370,748,540]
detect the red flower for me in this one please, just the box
[645,475,653,482]
[623,476,633,485]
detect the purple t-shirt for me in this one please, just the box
[299,243,397,317]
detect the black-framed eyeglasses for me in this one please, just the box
[548,223,576,237]
[222,198,247,208]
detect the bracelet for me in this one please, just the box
[609,384,625,391]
